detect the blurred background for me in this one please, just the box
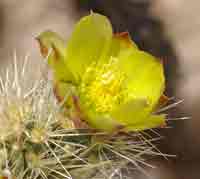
[0,0,199,178]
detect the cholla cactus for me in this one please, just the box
[0,55,173,179]
[0,13,184,179]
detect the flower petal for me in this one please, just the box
[53,81,74,104]
[109,32,138,57]
[37,30,75,83]
[85,113,123,132]
[117,49,165,108]
[65,12,113,81]
[111,99,150,125]
[125,114,166,132]
[111,100,165,131]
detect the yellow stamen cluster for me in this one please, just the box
[80,57,127,113]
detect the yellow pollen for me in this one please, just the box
[80,57,126,113]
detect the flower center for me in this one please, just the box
[79,57,126,113]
